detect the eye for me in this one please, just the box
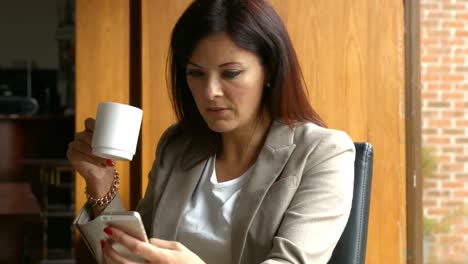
[222,70,242,79]
[186,69,204,78]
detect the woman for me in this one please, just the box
[69,0,355,263]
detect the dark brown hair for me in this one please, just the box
[168,0,325,150]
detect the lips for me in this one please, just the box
[207,107,229,111]
[205,107,230,117]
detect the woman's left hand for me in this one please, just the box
[102,226,205,264]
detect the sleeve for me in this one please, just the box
[135,123,181,234]
[73,195,126,263]
[73,123,180,263]
[134,162,158,235]
[262,131,356,264]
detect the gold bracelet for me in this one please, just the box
[85,170,120,207]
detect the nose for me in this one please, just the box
[206,76,223,100]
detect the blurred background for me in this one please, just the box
[421,0,468,263]
[0,0,75,263]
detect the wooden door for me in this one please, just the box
[75,1,131,262]
[75,0,131,212]
[140,0,191,193]
[268,1,407,263]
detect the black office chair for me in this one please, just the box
[329,142,374,264]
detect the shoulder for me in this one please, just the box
[293,122,355,152]
[289,122,356,169]
[155,123,188,164]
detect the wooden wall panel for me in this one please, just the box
[139,0,406,263]
[269,0,406,263]
[75,0,131,212]
[365,1,407,261]
[140,0,190,193]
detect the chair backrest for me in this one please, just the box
[329,142,374,264]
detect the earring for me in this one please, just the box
[266,82,271,87]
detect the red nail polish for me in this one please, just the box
[100,240,106,249]
[106,159,115,167]
[104,227,113,235]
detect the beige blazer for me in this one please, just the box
[75,121,355,264]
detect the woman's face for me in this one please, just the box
[186,34,267,134]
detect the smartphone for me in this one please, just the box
[95,211,148,263]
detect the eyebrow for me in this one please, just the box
[187,62,203,68]
[219,62,242,67]
[187,61,243,68]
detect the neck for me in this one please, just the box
[218,114,271,164]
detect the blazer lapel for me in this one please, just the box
[231,121,296,264]
[152,149,208,240]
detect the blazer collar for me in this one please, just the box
[152,158,206,240]
[263,120,296,149]
[231,121,296,264]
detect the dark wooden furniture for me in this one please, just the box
[0,114,74,181]
[0,183,41,263]
[22,159,76,262]
[0,114,75,263]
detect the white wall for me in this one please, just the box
[0,0,66,69]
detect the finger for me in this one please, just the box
[70,134,115,167]
[104,240,135,264]
[149,238,184,251]
[85,118,96,132]
[70,137,93,153]
[74,130,94,145]
[105,227,167,261]
[102,248,115,264]
[69,140,108,165]
[67,141,107,167]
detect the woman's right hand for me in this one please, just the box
[67,118,115,199]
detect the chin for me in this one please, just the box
[205,119,237,133]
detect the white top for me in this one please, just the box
[177,155,252,264]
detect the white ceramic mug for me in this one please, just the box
[91,102,143,161]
